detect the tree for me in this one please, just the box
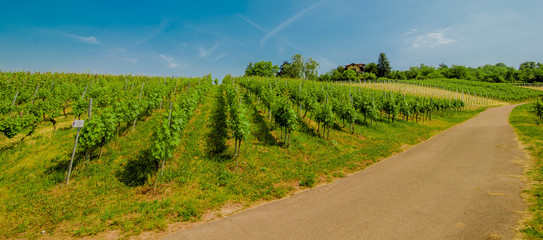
[520,61,537,70]
[245,62,253,76]
[377,53,391,78]
[365,62,378,76]
[317,66,343,81]
[304,57,319,80]
[342,69,357,80]
[277,61,291,77]
[278,54,320,79]
[245,61,279,77]
[291,54,305,79]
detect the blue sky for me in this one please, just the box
[1,0,542,79]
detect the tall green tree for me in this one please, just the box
[377,53,391,78]
[342,69,357,80]
[278,54,319,80]
[520,61,537,70]
[304,57,319,80]
[365,62,378,76]
[245,61,279,77]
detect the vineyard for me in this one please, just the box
[398,78,543,102]
[0,72,520,239]
[352,81,506,109]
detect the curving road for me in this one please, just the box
[164,105,526,240]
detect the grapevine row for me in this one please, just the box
[237,77,465,139]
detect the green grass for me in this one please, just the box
[510,103,543,239]
[0,84,484,239]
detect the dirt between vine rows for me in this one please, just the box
[163,105,527,240]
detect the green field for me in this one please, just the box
[397,78,543,102]
[0,72,522,239]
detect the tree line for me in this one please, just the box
[245,53,543,83]
[245,54,319,80]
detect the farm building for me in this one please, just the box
[344,63,365,74]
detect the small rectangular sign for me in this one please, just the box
[72,120,85,128]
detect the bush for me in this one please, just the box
[299,172,316,187]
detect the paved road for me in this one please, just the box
[164,105,526,240]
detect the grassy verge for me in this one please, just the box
[0,84,485,239]
[510,103,543,239]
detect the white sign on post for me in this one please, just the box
[72,120,85,128]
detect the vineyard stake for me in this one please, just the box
[132,83,144,132]
[31,83,40,105]
[8,90,19,118]
[66,120,84,185]
[84,99,93,163]
[81,84,89,99]
[49,79,55,92]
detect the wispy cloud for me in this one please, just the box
[212,53,228,62]
[199,42,219,58]
[404,28,419,35]
[259,0,325,48]
[62,32,102,45]
[413,28,456,48]
[237,14,299,50]
[237,14,269,32]
[159,54,180,68]
[134,18,169,46]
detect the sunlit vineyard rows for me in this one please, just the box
[352,81,506,110]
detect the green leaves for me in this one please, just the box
[73,98,89,118]
[0,115,39,138]
[245,61,279,77]
[78,107,117,152]
[0,118,23,138]
[272,97,298,132]
[223,81,251,155]
[149,78,211,171]
[529,99,543,122]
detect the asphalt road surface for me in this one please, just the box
[164,105,526,240]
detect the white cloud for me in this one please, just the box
[259,0,325,48]
[212,53,228,62]
[238,14,300,51]
[134,18,169,46]
[199,42,219,58]
[62,33,102,45]
[404,28,419,35]
[413,28,456,48]
[159,54,180,68]
[237,14,269,32]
